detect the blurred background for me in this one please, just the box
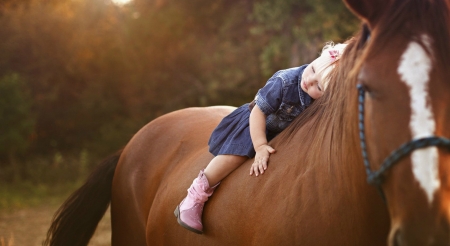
[0,0,359,244]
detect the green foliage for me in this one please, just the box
[297,0,359,46]
[0,181,81,210]
[0,73,34,158]
[251,0,359,77]
[0,151,91,209]
[0,0,361,182]
[0,151,92,183]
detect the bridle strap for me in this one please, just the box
[357,85,450,201]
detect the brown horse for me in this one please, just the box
[344,0,450,245]
[45,36,389,245]
[44,0,450,245]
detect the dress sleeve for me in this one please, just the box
[254,73,283,116]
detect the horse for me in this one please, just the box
[344,0,450,245]
[44,35,389,245]
[43,0,450,245]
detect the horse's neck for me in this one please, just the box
[283,98,368,189]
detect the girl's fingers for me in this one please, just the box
[250,154,271,177]
[262,161,267,170]
[250,162,258,175]
[259,158,267,171]
[258,164,264,174]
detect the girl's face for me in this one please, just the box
[300,54,333,99]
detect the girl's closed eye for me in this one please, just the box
[312,66,315,73]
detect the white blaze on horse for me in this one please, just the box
[397,35,439,203]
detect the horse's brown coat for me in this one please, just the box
[111,104,389,245]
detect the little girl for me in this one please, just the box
[174,42,347,234]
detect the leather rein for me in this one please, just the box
[357,84,450,202]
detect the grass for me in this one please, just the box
[0,150,97,211]
[0,180,82,246]
[0,180,82,211]
[0,152,113,246]
[0,235,13,246]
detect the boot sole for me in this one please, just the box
[174,206,203,234]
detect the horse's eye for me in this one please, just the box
[357,83,368,92]
[357,75,372,94]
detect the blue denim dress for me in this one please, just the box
[208,65,311,158]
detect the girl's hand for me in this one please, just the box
[250,144,276,177]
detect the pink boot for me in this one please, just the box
[174,170,219,234]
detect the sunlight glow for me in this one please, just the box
[111,0,132,5]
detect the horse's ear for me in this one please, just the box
[343,0,391,28]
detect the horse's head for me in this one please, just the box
[344,0,450,245]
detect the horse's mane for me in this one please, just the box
[273,29,367,166]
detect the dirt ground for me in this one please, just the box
[0,205,111,246]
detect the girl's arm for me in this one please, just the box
[249,104,276,176]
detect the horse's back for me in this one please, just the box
[110,104,388,246]
[110,106,235,245]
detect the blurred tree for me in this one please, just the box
[0,73,34,163]
[0,0,136,155]
[251,0,359,77]
[0,0,361,162]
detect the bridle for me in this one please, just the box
[357,84,450,201]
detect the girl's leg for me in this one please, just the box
[204,154,248,186]
[174,154,248,234]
